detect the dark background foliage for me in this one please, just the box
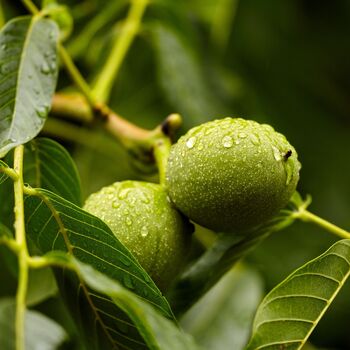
[1,0,350,348]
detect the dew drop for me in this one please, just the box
[49,30,56,40]
[186,137,196,149]
[40,62,50,74]
[36,105,49,118]
[234,139,240,145]
[141,226,148,238]
[112,200,120,209]
[222,135,233,148]
[123,274,135,289]
[125,217,132,226]
[49,61,57,71]
[250,134,260,145]
[272,146,282,161]
[141,194,150,204]
[239,132,247,138]
[118,188,130,200]
[197,143,204,151]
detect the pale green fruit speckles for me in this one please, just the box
[166,117,301,232]
[83,181,192,291]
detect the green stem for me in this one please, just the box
[153,137,171,185]
[0,166,19,181]
[92,0,149,103]
[13,146,29,350]
[295,209,350,240]
[21,0,96,107]
[21,0,39,14]
[58,45,96,106]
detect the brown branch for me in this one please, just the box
[51,93,152,143]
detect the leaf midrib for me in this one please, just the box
[7,16,36,140]
[30,189,121,350]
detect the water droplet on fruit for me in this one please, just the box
[141,226,148,237]
[123,274,135,289]
[222,135,233,148]
[239,132,247,138]
[118,188,130,200]
[250,134,260,145]
[197,143,203,150]
[272,146,282,161]
[186,137,196,149]
[126,217,132,226]
[112,200,120,209]
[140,194,150,204]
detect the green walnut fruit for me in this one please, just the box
[166,117,301,232]
[83,181,192,291]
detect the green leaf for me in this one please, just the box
[0,16,59,157]
[169,208,295,316]
[246,239,350,350]
[24,138,82,206]
[24,188,174,349]
[43,251,202,350]
[150,23,225,126]
[0,298,67,350]
[181,266,263,350]
[26,267,58,306]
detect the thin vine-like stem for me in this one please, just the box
[92,0,149,103]
[21,0,39,14]
[153,137,171,186]
[57,45,96,107]
[293,209,350,240]
[13,145,29,350]
[0,165,19,181]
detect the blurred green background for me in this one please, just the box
[3,0,350,348]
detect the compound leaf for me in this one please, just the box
[246,239,350,350]
[24,188,174,350]
[0,16,59,157]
